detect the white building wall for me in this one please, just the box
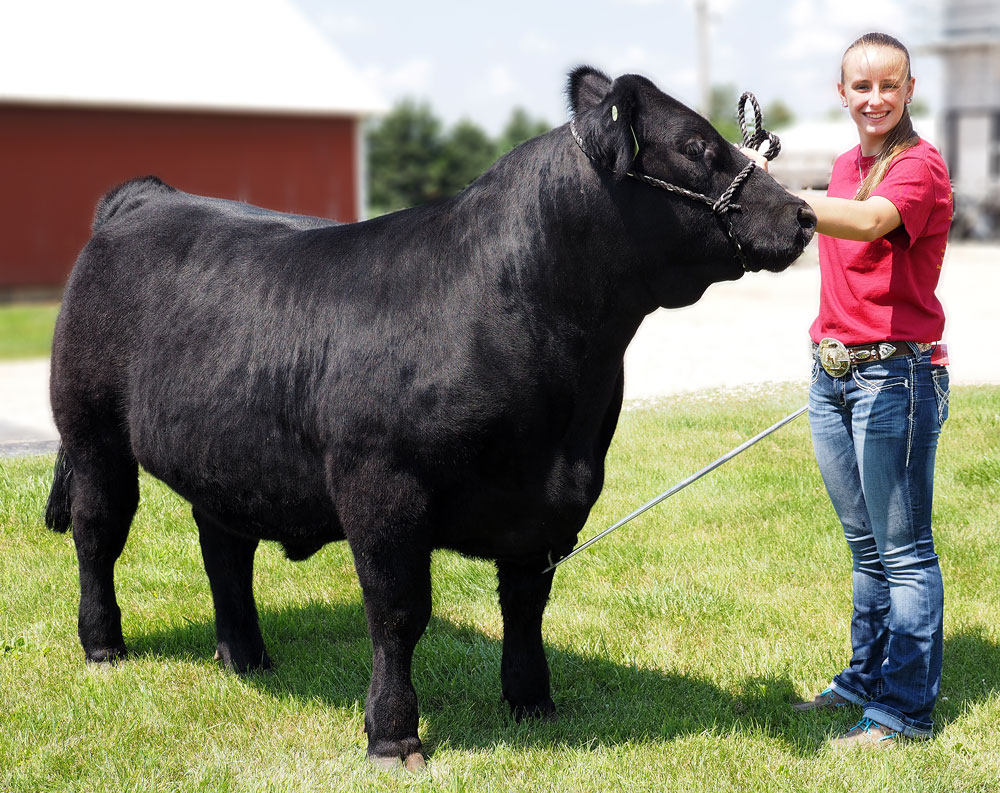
[930,0,1000,233]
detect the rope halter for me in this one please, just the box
[569,91,781,271]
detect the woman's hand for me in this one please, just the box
[739,146,769,171]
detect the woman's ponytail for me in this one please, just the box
[856,107,919,201]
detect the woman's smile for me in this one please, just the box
[839,45,915,155]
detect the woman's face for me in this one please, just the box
[838,45,915,154]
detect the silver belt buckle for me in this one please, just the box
[819,337,850,377]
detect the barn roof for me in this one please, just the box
[0,0,385,116]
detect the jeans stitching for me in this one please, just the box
[905,355,916,468]
[852,366,907,394]
[931,369,950,426]
[918,564,933,720]
[903,438,929,714]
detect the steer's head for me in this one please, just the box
[567,66,816,306]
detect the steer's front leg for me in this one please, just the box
[496,558,557,720]
[350,534,431,771]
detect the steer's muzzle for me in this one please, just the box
[797,204,818,240]
[741,195,818,274]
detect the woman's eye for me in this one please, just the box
[683,139,707,159]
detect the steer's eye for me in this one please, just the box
[682,139,707,160]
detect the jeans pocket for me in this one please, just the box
[810,359,820,385]
[852,363,908,393]
[932,366,950,426]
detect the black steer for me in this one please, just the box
[46,66,815,768]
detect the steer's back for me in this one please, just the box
[52,179,356,538]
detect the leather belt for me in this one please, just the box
[817,338,914,377]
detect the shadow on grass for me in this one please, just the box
[129,599,837,756]
[936,627,1000,727]
[95,602,1000,758]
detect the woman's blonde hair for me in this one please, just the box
[842,32,920,201]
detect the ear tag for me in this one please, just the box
[611,105,618,122]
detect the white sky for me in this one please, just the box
[294,0,945,133]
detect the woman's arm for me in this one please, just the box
[805,195,902,242]
[739,146,903,242]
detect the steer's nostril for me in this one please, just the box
[798,204,818,231]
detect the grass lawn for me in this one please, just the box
[0,302,60,360]
[2,385,998,792]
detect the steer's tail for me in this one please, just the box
[44,445,73,533]
[92,176,175,231]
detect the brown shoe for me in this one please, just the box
[830,717,900,749]
[792,687,853,712]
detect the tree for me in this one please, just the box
[708,84,741,142]
[367,101,551,213]
[496,107,551,156]
[438,120,498,196]
[764,99,795,130]
[909,97,931,118]
[367,99,446,213]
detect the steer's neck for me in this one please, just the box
[454,129,658,363]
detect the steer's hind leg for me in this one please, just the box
[68,448,140,664]
[193,508,271,673]
[496,559,557,721]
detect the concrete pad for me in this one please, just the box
[0,359,55,443]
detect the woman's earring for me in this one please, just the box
[905,97,912,104]
[842,101,848,107]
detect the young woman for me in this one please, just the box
[748,32,953,748]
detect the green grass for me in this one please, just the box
[0,302,60,359]
[2,385,998,792]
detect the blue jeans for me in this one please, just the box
[809,345,949,738]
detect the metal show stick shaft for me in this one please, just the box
[544,404,808,573]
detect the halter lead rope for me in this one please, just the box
[544,404,808,573]
[569,91,781,271]
[737,91,781,161]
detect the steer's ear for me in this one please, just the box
[568,68,640,180]
[568,65,612,115]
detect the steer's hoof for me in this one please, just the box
[510,698,558,723]
[85,645,128,665]
[371,756,403,772]
[370,752,426,774]
[404,752,426,772]
[215,644,273,675]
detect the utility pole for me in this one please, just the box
[695,0,710,117]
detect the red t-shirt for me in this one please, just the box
[809,138,953,345]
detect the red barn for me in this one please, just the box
[0,0,384,295]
